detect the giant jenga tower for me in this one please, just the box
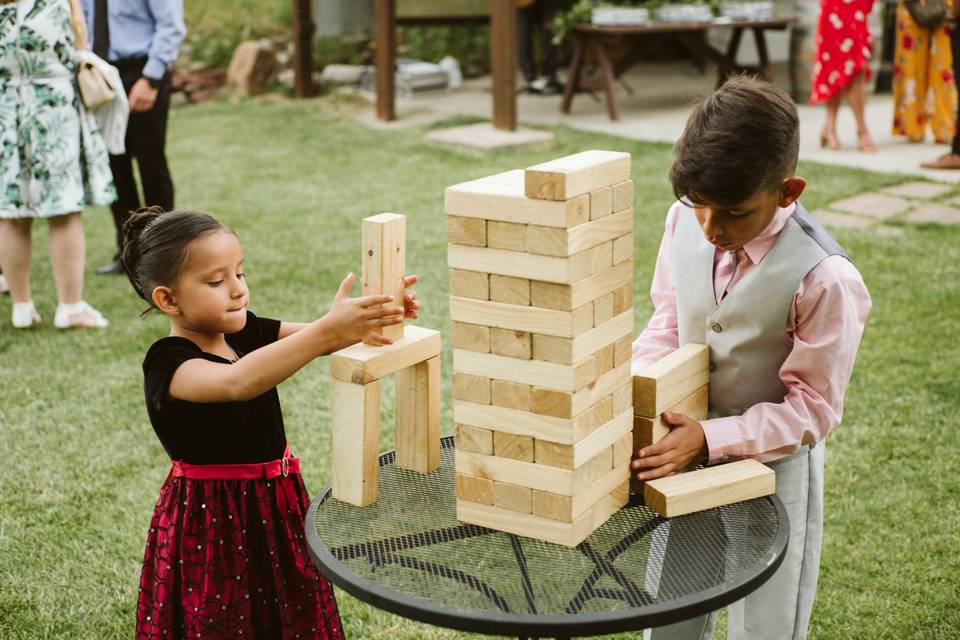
[446,150,636,546]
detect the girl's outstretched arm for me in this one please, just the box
[168,274,405,403]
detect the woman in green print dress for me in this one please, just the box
[0,0,113,328]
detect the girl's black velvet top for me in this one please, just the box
[142,311,287,464]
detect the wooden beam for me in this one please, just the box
[633,343,710,417]
[292,0,316,98]
[490,0,517,131]
[395,356,440,474]
[643,459,776,518]
[331,379,380,506]
[330,325,440,384]
[362,213,406,343]
[374,0,396,121]
[446,171,589,227]
[525,150,631,201]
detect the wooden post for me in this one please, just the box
[292,0,315,98]
[374,0,396,121]
[395,356,441,473]
[490,0,517,131]
[332,379,381,506]
[362,213,406,343]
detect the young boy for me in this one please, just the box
[631,76,872,639]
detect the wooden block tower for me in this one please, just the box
[331,213,442,507]
[446,150,636,547]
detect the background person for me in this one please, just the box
[922,0,960,167]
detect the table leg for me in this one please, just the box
[561,37,584,114]
[718,27,744,87]
[596,42,620,121]
[753,27,772,80]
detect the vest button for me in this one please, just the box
[709,361,717,372]
[711,322,723,333]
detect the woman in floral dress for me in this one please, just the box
[892,1,957,143]
[810,0,878,151]
[0,0,113,328]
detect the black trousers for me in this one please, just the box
[108,57,174,254]
[517,0,565,83]
[951,26,960,155]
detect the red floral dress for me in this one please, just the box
[810,0,876,103]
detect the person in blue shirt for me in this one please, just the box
[80,0,186,275]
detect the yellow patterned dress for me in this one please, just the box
[892,1,957,143]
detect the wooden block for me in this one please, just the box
[588,445,614,482]
[453,373,490,404]
[574,355,597,391]
[643,459,776,518]
[450,296,577,338]
[571,409,633,468]
[455,399,610,445]
[362,213,406,343]
[532,489,573,522]
[612,382,632,416]
[634,385,709,450]
[487,220,528,252]
[490,275,530,306]
[633,344,710,417]
[394,356,440,474]
[493,482,532,513]
[590,186,613,220]
[445,170,589,228]
[494,432,534,462]
[454,349,580,391]
[593,293,614,326]
[612,232,633,265]
[595,343,615,374]
[612,283,632,314]
[530,261,632,311]
[533,334,572,364]
[526,210,632,257]
[455,473,493,505]
[331,379,380,506]
[612,179,634,211]
[525,150,631,201]
[449,269,489,300]
[449,244,581,284]
[456,423,494,455]
[573,303,594,335]
[491,379,532,411]
[571,310,632,364]
[613,334,633,367]
[448,215,486,247]
[455,450,593,497]
[535,439,574,469]
[612,431,633,467]
[569,242,612,281]
[532,361,630,419]
[452,321,490,353]
[531,388,572,419]
[531,458,629,523]
[456,498,595,547]
[331,325,441,384]
[490,328,532,359]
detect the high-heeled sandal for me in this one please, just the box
[820,131,843,151]
[12,301,41,329]
[857,131,877,153]
[53,301,109,329]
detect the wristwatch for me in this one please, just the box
[144,76,161,90]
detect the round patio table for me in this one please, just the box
[306,437,788,638]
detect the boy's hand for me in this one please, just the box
[402,274,420,320]
[325,273,405,346]
[631,411,708,481]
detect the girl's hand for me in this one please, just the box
[630,411,708,481]
[325,273,406,346]
[402,274,420,320]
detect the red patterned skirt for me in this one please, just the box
[135,457,344,639]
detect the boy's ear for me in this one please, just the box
[152,286,180,316]
[778,176,806,207]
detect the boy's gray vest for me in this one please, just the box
[669,204,847,419]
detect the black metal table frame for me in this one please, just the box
[306,438,789,638]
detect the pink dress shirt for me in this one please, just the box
[631,202,872,463]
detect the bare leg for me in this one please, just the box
[845,71,876,152]
[0,218,34,303]
[821,95,842,150]
[47,212,105,327]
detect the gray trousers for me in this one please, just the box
[645,443,825,640]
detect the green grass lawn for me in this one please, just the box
[0,98,958,639]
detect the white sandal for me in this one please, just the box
[54,301,109,329]
[12,300,41,329]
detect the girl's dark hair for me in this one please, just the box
[120,207,229,315]
[669,75,800,208]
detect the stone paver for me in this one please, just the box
[811,209,874,229]
[873,225,906,237]
[945,195,960,208]
[882,181,953,199]
[425,122,554,150]
[904,203,960,224]
[827,192,912,219]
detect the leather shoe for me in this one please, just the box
[95,258,124,275]
[920,153,960,169]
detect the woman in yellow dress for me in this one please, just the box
[892,1,958,143]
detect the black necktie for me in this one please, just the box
[93,0,110,59]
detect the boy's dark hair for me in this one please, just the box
[669,75,799,207]
[120,207,229,315]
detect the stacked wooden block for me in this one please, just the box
[447,150,636,546]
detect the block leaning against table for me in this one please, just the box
[79,0,185,275]
[0,0,114,329]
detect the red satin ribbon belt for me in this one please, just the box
[170,447,300,480]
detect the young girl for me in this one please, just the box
[122,207,419,639]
